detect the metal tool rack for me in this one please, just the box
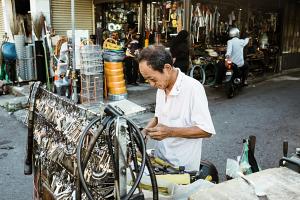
[24,82,157,200]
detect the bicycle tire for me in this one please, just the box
[204,63,217,86]
[189,65,206,85]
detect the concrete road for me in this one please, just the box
[202,72,300,181]
[0,109,33,199]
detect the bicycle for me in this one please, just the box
[189,64,206,85]
[189,56,219,86]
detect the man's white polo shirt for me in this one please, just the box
[154,68,216,171]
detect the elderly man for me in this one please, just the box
[138,45,216,172]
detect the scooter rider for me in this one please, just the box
[215,28,250,86]
[225,27,250,86]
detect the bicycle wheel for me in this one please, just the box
[189,65,206,84]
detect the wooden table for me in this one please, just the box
[189,167,300,200]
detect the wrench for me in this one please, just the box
[53,181,63,196]
[56,186,72,199]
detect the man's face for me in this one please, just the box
[139,60,171,90]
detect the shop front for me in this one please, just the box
[94,0,141,47]
[93,1,285,79]
[187,0,282,81]
[94,1,192,89]
[46,0,298,102]
[186,0,299,74]
[94,0,195,47]
[280,0,300,70]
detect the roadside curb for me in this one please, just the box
[0,95,28,112]
[202,68,300,101]
[9,84,30,98]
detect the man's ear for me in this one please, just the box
[164,63,173,72]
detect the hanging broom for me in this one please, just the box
[33,13,51,90]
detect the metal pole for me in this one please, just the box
[71,1,80,196]
[71,0,78,103]
[116,117,127,197]
[138,0,144,34]
[183,0,192,64]
[71,0,76,70]
[183,0,191,33]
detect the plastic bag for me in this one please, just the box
[239,139,253,175]
[240,138,261,174]
[226,137,261,178]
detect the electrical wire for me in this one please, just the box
[127,125,142,193]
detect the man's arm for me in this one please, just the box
[146,124,212,141]
[242,38,250,47]
[169,126,212,138]
[225,40,232,58]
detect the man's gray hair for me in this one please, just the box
[138,45,173,73]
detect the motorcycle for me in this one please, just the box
[224,59,244,98]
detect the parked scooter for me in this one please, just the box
[224,58,244,98]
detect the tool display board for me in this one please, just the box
[26,82,157,200]
[27,83,115,200]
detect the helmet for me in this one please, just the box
[229,28,240,38]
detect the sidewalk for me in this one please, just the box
[1,67,300,127]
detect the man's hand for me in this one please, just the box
[145,124,171,141]
[142,117,158,142]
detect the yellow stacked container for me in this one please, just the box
[104,61,127,99]
[103,38,127,101]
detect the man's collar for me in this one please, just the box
[169,68,184,96]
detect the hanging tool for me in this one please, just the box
[42,20,53,91]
